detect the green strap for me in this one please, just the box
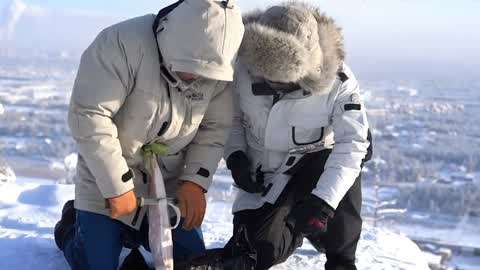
[142,143,169,161]
[141,143,169,187]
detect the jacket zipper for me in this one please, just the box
[146,83,173,145]
[263,99,282,167]
[222,6,228,54]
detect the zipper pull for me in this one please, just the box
[185,96,192,126]
[221,1,233,8]
[273,93,281,105]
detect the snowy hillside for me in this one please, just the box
[1,58,478,270]
[0,175,430,270]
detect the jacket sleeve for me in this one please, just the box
[224,80,247,159]
[179,82,234,191]
[68,29,135,199]
[311,74,370,210]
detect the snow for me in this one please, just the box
[397,86,418,97]
[0,160,16,183]
[450,254,480,270]
[56,153,78,184]
[0,177,430,270]
[0,179,71,270]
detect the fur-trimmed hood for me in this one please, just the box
[239,1,345,94]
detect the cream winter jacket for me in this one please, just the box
[69,0,244,229]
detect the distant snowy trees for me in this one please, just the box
[363,160,406,227]
[0,159,16,183]
[0,102,16,183]
[362,79,480,221]
[397,182,480,217]
[364,159,480,218]
[57,153,77,184]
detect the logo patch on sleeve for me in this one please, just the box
[197,168,210,178]
[122,169,134,183]
[344,104,362,111]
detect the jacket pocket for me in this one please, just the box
[287,112,330,149]
[291,126,324,146]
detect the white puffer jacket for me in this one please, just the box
[225,63,369,212]
[225,3,370,212]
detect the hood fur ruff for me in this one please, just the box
[240,1,345,94]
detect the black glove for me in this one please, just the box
[288,194,335,236]
[226,151,266,193]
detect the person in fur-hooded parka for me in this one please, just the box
[222,2,372,270]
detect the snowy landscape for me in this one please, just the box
[1,53,479,270]
[1,0,480,269]
[0,174,431,270]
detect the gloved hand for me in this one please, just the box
[108,190,138,219]
[177,181,207,230]
[288,194,334,236]
[226,151,266,193]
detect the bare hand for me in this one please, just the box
[108,190,137,219]
[176,181,206,230]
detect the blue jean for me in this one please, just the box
[63,210,205,270]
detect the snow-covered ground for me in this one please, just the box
[0,176,430,270]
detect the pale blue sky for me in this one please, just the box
[22,0,479,50]
[2,0,479,78]
[23,0,480,21]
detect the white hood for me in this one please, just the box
[157,0,244,82]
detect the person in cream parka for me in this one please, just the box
[54,1,245,269]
